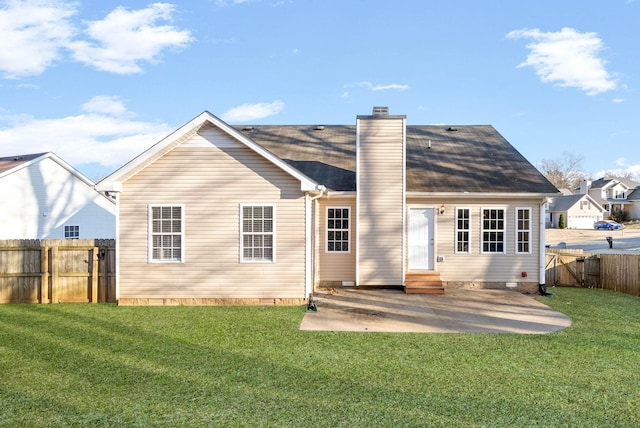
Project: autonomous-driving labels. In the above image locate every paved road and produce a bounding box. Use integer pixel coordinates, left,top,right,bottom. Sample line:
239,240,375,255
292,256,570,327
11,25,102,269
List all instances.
545,228,640,254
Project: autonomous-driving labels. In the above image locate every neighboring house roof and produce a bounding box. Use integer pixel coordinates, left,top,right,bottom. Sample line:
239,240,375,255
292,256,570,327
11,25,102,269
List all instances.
0,152,98,189
627,188,640,201
0,152,49,176
235,124,558,194
548,194,604,212
589,176,640,190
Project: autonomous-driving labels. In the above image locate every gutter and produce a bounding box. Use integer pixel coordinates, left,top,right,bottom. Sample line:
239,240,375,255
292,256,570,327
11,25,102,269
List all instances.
539,198,552,297
305,185,326,305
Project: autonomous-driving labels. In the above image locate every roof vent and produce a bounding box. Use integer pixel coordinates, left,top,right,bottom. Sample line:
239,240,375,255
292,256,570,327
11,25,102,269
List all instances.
314,125,325,131
372,106,389,116
242,126,254,131
446,127,458,132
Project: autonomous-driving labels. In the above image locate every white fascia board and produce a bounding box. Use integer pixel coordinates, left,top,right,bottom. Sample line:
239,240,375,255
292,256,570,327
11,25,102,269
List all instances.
325,191,357,198
583,194,606,212
406,191,562,199
96,111,319,192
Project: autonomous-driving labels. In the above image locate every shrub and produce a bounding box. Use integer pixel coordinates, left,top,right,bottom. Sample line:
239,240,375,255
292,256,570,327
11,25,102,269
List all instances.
558,213,565,229
610,208,630,223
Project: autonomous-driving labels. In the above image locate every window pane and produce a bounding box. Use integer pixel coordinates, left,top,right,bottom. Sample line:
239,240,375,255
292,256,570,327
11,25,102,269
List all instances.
327,207,350,252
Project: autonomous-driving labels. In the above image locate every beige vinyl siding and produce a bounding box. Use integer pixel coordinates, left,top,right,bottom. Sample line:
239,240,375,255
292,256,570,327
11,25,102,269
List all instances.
118,127,307,299
408,197,542,284
357,117,405,285
316,198,356,283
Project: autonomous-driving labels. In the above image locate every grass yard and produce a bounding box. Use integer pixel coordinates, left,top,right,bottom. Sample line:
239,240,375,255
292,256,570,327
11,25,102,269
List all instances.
1,288,639,427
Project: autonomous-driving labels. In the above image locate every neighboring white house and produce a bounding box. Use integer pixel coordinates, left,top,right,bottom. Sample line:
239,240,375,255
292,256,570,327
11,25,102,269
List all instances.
547,194,605,229
0,152,116,239
579,177,640,220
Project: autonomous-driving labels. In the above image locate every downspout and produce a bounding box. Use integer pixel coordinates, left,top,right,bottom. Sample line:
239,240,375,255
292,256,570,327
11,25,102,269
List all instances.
539,198,552,297
305,185,326,304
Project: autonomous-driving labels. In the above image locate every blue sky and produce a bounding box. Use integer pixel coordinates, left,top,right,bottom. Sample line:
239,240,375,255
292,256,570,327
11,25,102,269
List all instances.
1,0,638,182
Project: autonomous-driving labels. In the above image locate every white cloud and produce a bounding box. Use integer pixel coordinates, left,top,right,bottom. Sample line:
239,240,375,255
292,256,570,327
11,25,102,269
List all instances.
371,83,409,91
344,81,409,91
595,158,640,181
507,27,617,95
0,0,77,78
221,100,285,122
68,3,193,74
0,98,172,172
612,98,624,103
82,95,129,116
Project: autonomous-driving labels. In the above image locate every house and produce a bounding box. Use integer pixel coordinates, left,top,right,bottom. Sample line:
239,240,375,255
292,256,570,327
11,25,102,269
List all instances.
546,193,605,229
96,108,559,305
579,177,640,220
0,152,116,239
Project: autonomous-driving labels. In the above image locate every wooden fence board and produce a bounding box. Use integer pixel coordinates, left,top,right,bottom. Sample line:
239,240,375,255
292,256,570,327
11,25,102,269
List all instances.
0,239,116,304
546,249,640,297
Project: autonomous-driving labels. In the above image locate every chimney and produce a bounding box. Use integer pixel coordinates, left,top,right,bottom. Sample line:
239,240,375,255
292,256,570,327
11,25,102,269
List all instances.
580,179,591,194
372,106,389,117
356,107,406,286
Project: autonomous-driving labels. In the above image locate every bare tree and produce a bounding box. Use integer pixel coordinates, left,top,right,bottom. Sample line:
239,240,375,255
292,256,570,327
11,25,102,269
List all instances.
538,152,586,190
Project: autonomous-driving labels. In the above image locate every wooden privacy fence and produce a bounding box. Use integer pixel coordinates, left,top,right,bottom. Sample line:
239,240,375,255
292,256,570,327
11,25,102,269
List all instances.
546,249,640,297
0,239,115,304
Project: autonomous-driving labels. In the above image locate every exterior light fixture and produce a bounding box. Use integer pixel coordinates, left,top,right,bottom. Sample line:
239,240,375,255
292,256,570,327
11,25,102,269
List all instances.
439,205,445,215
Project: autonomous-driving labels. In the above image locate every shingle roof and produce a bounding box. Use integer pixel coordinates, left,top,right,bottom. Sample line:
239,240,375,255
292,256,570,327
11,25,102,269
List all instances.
548,194,597,212
234,125,558,194
0,153,47,175
589,176,640,190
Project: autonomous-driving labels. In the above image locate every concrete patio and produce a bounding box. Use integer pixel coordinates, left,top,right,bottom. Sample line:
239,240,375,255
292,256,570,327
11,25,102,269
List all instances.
300,287,571,334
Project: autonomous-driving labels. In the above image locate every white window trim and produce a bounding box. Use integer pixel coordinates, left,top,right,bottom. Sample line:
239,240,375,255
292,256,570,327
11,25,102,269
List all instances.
516,207,532,254
64,225,80,239
240,204,276,263
326,206,351,254
148,204,185,264
454,207,471,254
481,207,506,254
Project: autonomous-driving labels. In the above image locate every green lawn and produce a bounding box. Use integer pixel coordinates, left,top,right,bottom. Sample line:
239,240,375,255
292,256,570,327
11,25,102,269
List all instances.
1,288,638,427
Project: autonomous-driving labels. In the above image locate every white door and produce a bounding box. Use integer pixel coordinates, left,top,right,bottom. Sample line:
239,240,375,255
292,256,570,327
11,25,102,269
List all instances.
409,208,434,270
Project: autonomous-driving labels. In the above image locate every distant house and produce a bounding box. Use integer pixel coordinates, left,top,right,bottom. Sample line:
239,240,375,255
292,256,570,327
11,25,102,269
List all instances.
579,177,640,220
0,152,115,239
97,108,559,305
547,194,605,229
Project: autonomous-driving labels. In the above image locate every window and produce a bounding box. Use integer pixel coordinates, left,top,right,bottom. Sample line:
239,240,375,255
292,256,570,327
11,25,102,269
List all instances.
516,208,531,254
481,208,505,253
64,225,79,239
614,190,626,199
241,205,275,262
327,207,350,252
149,205,184,262
455,208,470,253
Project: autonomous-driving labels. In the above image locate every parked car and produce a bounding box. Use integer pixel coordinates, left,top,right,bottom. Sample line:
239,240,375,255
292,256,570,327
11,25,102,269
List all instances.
593,220,624,230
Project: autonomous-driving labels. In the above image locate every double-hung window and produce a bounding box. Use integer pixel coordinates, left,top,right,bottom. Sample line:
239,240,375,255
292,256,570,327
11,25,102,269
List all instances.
241,205,275,262
516,208,532,254
481,208,505,253
327,207,350,252
149,205,184,262
455,208,470,253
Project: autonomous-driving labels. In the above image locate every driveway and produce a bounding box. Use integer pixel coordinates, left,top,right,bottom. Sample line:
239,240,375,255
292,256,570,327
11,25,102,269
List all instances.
300,288,571,334
546,228,640,254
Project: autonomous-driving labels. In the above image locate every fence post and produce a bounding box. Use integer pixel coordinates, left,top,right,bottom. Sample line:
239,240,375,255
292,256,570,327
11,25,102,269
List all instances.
40,245,49,303
91,247,98,303
50,246,58,303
